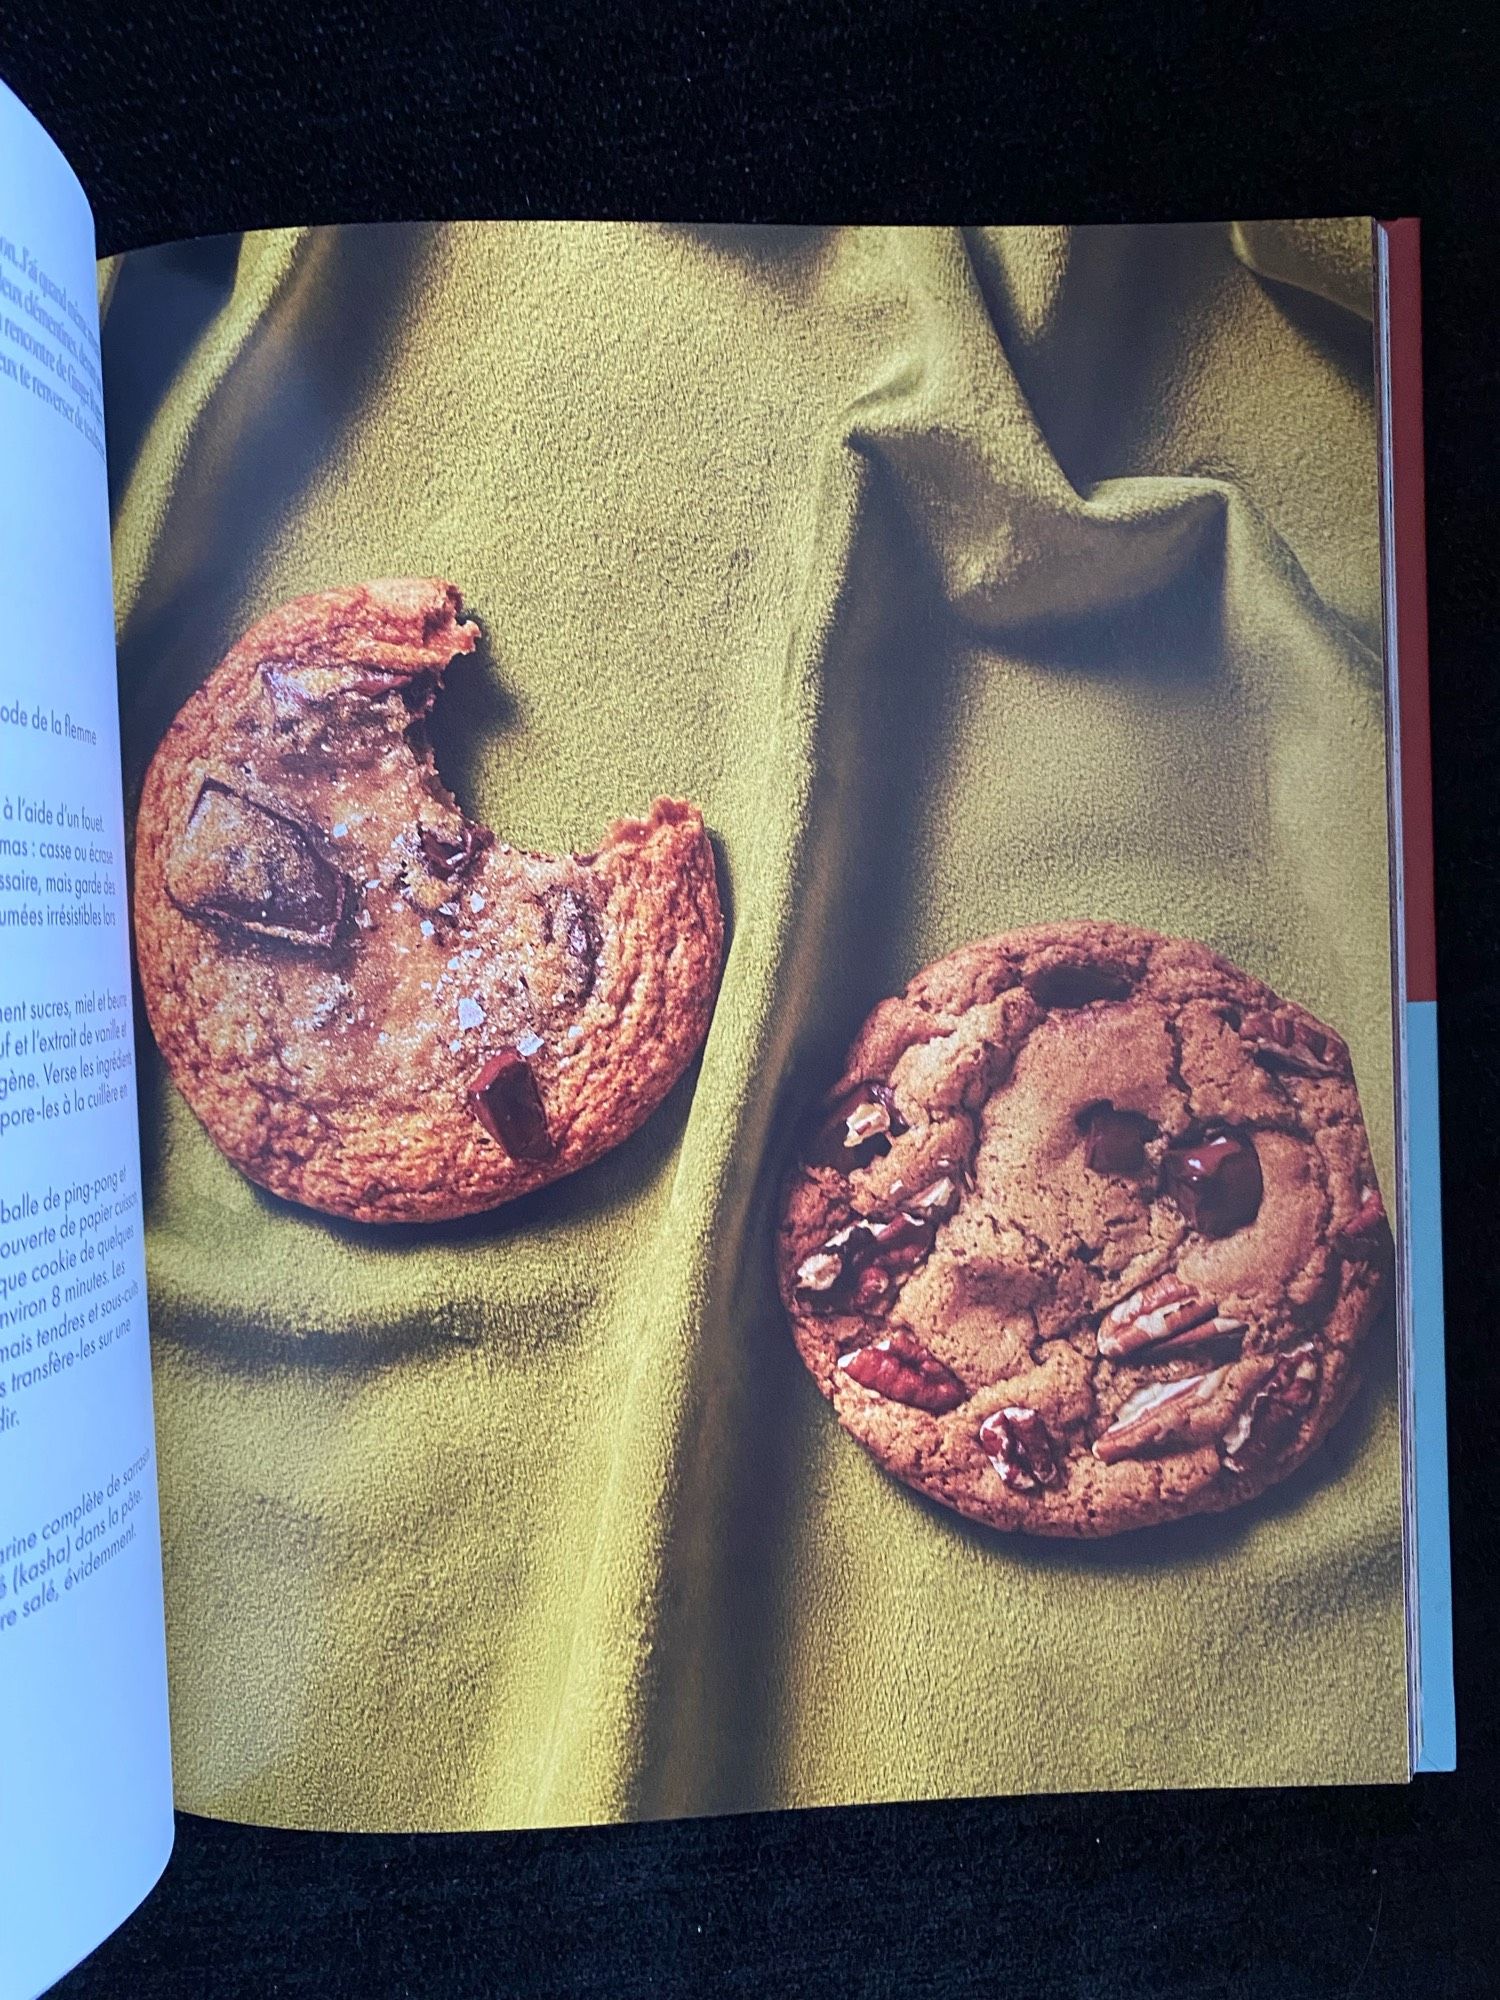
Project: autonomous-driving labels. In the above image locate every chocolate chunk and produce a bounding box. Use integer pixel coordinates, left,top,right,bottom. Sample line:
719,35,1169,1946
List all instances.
1163,1130,1263,1236
979,1406,1062,1491
420,820,484,881
467,1049,554,1160
544,887,602,1004
793,1225,874,1310
1079,1103,1155,1176
838,1335,968,1413
806,1082,907,1172
164,782,346,947
1025,962,1132,1008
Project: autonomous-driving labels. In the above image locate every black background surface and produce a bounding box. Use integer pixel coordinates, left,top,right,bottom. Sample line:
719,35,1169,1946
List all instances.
2,4,1496,1994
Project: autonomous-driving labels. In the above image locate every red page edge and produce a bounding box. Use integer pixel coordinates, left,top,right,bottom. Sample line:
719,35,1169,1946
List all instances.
1376,217,1437,1003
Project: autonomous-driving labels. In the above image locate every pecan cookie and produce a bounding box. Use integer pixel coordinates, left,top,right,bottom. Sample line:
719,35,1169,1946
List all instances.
777,922,1391,1537
133,580,723,1223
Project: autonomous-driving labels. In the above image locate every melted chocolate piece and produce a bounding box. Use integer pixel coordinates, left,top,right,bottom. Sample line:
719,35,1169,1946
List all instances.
1025,962,1132,1008
1079,1104,1155,1176
164,782,346,947
467,1050,554,1160
1163,1130,1263,1236
544,887,602,1004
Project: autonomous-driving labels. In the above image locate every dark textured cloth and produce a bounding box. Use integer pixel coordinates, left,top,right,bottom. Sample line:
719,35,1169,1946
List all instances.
1,1,1495,1994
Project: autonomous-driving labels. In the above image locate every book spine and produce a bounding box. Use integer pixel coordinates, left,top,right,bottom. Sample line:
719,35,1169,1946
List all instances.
1377,217,1454,1775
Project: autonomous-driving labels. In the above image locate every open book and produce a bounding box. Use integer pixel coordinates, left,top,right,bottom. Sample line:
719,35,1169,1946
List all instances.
0,77,1454,1997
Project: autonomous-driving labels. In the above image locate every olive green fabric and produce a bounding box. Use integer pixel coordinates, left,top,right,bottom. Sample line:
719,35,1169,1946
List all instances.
103,219,1405,1831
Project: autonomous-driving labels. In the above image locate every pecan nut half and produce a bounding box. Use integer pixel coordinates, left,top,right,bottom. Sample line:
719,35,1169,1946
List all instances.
1097,1276,1246,1360
1336,1186,1391,1261
792,1175,960,1316
838,1334,968,1413
978,1405,1063,1491
1222,1343,1320,1476
1092,1366,1231,1464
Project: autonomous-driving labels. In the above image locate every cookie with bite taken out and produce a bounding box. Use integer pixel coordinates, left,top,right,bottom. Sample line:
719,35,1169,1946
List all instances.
133,579,722,1223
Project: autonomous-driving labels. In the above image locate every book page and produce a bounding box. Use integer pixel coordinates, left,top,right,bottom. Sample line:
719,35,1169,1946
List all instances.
103,217,1403,1833
0,79,172,1999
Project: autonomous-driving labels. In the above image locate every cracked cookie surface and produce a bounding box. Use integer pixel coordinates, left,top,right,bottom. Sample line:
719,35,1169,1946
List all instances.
133,579,723,1223
776,921,1391,1537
